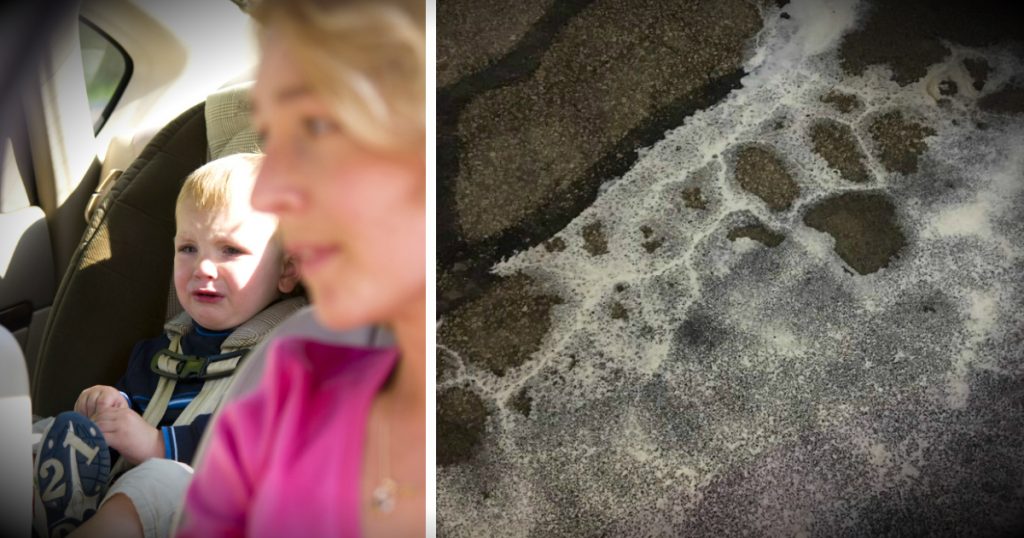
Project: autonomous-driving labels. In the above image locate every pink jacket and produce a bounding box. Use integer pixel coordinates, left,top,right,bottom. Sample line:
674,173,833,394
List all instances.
176,337,398,537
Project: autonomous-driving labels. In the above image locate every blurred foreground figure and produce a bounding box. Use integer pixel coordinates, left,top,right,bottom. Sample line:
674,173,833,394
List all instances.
180,0,426,536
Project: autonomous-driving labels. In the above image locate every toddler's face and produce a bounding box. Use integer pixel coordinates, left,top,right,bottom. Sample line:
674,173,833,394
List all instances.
173,196,290,331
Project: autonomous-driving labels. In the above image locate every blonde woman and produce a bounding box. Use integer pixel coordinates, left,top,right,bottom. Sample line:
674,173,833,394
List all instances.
176,0,426,536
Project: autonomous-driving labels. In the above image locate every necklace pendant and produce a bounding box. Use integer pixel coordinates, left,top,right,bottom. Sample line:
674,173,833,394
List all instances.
372,478,397,513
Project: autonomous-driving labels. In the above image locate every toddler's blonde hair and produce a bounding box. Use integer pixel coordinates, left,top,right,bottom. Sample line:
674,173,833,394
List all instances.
176,153,265,213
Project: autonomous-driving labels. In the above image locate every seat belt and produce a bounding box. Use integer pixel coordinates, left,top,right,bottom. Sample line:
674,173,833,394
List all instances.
142,334,249,428
110,335,248,476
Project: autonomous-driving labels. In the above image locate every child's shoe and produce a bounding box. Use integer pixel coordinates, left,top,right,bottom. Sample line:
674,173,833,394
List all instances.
32,411,111,538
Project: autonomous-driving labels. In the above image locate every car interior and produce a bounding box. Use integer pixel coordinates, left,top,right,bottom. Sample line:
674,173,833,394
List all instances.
0,2,259,529
1,0,261,408
0,1,392,532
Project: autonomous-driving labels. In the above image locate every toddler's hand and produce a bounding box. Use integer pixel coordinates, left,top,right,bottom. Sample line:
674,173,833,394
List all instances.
74,385,128,418
92,407,163,465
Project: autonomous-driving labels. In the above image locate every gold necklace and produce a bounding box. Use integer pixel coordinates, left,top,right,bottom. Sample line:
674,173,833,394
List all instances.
371,406,397,513
369,398,417,514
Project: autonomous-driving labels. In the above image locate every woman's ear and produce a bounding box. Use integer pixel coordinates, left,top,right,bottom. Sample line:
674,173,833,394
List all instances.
278,255,301,294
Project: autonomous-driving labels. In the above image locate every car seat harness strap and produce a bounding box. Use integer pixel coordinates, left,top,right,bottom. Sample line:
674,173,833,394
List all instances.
141,334,249,429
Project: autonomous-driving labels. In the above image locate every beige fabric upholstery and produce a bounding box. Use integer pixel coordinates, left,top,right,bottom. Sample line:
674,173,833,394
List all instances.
205,81,260,160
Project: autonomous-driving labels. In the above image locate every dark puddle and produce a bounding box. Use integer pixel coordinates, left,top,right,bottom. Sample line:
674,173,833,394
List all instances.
868,111,935,175
639,224,663,253
727,224,785,247
438,273,563,376
979,85,1024,115
509,387,533,417
581,221,608,256
821,90,862,113
803,192,906,275
964,58,991,91
838,0,1024,86
438,386,490,466
609,301,629,320
733,145,800,211
810,119,872,184
682,186,707,210
544,236,567,252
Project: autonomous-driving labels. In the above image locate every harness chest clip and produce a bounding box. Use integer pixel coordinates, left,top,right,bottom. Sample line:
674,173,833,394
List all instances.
149,348,248,381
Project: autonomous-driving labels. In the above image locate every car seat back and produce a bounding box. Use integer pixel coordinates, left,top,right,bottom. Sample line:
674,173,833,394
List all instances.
0,324,32,537
32,104,207,416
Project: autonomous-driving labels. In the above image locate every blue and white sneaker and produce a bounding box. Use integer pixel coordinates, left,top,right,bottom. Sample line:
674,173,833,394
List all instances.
32,411,111,538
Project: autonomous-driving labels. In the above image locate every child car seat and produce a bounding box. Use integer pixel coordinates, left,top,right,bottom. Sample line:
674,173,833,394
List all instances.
31,83,259,417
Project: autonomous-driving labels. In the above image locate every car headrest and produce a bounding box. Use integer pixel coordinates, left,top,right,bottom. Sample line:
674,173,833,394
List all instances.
206,81,260,160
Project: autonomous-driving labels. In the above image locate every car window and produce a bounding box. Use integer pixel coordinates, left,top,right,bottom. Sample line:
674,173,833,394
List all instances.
79,18,132,133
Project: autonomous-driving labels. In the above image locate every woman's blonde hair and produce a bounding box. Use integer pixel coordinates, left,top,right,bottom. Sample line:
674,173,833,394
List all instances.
250,0,425,151
176,153,264,213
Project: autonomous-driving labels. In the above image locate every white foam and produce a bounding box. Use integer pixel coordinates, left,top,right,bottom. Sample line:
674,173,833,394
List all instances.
744,0,862,86
932,198,995,238
442,0,1024,532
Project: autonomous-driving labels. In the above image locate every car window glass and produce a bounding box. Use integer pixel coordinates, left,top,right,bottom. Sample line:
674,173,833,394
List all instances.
79,19,132,133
